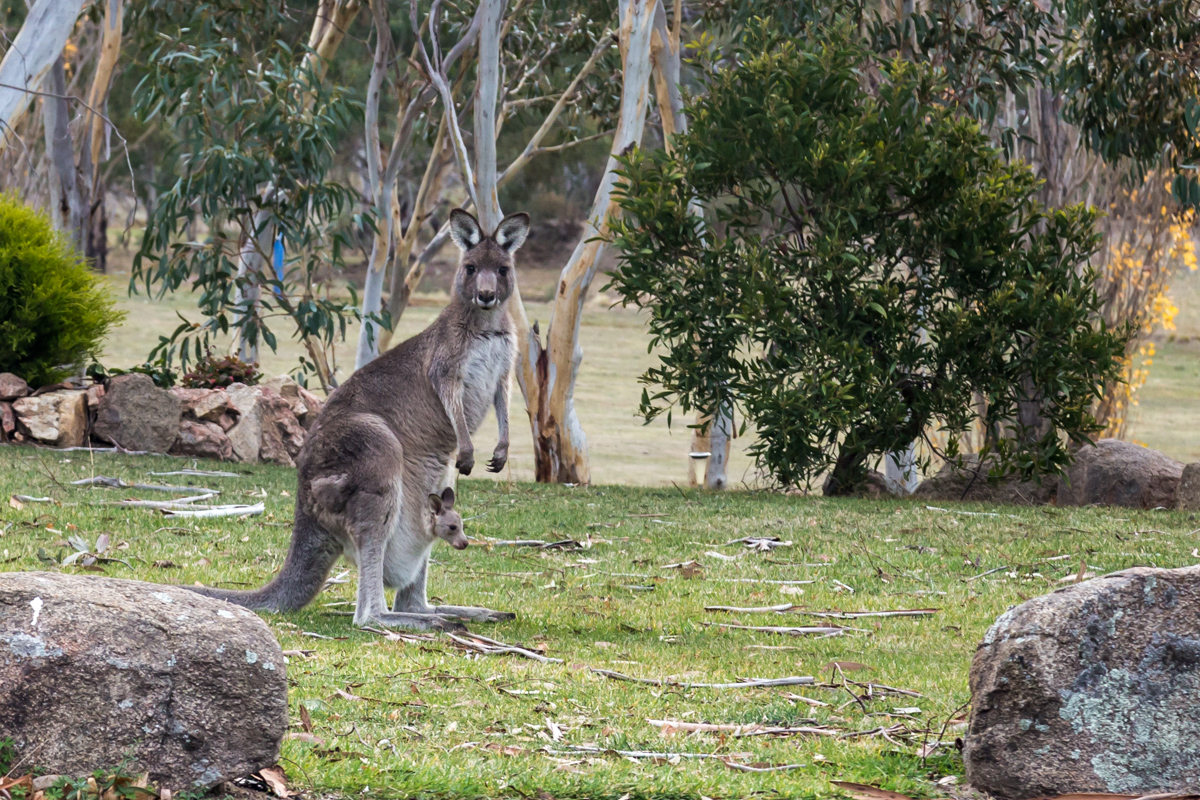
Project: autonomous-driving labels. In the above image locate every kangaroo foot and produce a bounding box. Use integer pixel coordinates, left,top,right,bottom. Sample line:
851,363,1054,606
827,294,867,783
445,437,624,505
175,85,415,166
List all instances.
434,605,516,623
369,611,468,632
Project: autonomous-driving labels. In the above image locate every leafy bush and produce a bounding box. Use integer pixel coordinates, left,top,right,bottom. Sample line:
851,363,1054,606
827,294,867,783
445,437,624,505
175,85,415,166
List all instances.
607,24,1128,493
0,194,124,387
181,353,259,389
87,361,179,389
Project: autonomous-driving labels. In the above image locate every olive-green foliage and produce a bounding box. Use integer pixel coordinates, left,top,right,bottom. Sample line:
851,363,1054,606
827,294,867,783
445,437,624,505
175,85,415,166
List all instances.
0,195,123,387
608,24,1127,491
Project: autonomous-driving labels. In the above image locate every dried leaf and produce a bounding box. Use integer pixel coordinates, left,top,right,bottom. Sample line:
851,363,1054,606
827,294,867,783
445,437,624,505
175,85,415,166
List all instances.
257,765,295,798
0,775,32,792
285,732,326,746
153,561,179,569
831,781,915,800
824,661,870,673
299,703,313,733
95,533,110,554
8,496,24,510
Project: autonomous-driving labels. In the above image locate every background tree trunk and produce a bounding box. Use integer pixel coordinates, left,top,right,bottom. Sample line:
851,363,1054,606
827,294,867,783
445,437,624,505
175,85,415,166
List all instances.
519,0,655,484
41,59,86,252
0,0,85,154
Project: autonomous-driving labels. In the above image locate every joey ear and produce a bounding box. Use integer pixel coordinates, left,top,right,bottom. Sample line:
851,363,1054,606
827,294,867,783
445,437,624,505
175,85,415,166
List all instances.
449,208,483,251
428,493,443,513
494,212,530,253
441,486,456,509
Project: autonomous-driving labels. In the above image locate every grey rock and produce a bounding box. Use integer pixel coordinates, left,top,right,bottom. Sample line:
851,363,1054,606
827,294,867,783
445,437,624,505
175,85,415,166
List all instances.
0,572,287,791
913,454,1055,506
261,375,323,431
93,374,182,453
12,390,88,447
1057,438,1182,509
172,419,234,461
0,373,29,401
1176,463,1200,511
0,401,15,443
965,565,1200,799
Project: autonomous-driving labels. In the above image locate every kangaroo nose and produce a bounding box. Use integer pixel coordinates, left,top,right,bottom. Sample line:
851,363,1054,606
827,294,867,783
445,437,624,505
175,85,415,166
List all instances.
477,290,496,305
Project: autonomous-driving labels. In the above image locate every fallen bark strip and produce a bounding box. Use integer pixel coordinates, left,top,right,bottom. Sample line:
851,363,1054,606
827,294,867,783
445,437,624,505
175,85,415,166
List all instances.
701,622,853,636
724,761,806,773
162,502,264,519
485,538,582,550
148,469,240,478
445,632,563,664
705,604,939,619
548,745,727,761
817,680,923,699
591,668,813,689
109,493,218,508
12,495,54,503
648,719,837,737
72,475,220,495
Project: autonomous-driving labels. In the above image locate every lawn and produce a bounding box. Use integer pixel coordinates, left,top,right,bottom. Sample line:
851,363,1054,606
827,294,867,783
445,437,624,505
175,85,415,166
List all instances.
3,447,1199,799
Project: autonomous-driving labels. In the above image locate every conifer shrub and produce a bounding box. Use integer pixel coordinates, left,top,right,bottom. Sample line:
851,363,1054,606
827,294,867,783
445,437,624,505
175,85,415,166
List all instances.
0,195,123,387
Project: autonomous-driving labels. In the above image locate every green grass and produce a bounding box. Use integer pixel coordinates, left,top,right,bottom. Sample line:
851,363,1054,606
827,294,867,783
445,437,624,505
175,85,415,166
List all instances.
3,448,1199,799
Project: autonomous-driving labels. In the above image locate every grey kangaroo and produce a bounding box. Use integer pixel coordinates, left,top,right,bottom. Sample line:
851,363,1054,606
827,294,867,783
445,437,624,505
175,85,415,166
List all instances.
185,209,528,630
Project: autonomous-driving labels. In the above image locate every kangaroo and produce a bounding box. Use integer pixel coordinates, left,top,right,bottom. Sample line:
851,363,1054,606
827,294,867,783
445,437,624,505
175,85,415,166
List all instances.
429,486,468,551
184,208,529,630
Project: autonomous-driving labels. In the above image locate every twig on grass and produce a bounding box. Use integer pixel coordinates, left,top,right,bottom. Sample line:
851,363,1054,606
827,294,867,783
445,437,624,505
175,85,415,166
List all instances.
109,493,218,508
964,566,1008,582
148,469,240,478
72,475,221,495
590,668,814,689
723,761,806,773
701,622,854,636
445,632,563,664
162,503,264,519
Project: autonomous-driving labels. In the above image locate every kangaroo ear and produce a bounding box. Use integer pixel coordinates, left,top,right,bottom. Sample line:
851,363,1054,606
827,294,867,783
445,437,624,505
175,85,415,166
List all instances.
494,212,530,253
441,486,456,509
449,208,483,251
427,493,443,513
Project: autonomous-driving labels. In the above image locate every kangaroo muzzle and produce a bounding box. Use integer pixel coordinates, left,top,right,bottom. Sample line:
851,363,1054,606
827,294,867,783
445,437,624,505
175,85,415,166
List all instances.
475,273,498,309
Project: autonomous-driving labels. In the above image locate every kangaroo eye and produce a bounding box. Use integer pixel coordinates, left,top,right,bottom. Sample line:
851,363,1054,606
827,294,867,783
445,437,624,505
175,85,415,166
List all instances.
449,525,458,531
498,267,509,277
465,264,476,275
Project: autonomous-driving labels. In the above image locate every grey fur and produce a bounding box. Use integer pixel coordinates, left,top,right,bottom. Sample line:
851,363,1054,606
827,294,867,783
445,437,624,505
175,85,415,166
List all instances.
184,209,529,630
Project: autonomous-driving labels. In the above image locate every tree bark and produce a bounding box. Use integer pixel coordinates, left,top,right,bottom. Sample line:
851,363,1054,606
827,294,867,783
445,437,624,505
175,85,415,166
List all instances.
41,58,86,252
79,0,124,272
0,0,86,154
520,0,656,484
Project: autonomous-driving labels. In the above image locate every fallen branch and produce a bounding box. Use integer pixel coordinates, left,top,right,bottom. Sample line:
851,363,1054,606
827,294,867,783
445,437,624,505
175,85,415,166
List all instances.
964,566,1008,582
702,622,853,637
148,469,240,478
724,536,793,551
162,503,264,519
547,745,729,762
12,495,54,503
591,668,813,689
71,475,220,495
445,632,563,664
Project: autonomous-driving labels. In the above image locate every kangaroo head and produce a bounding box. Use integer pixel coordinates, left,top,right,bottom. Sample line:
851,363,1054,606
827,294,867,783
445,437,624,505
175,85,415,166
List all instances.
448,208,530,311
428,486,468,550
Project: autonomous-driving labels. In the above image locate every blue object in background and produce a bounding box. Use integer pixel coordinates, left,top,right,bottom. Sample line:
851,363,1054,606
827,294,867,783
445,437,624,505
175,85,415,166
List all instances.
272,233,285,296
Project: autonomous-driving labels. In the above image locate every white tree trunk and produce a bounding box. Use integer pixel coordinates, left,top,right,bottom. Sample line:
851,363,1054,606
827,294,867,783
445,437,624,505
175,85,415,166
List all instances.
41,59,85,251
0,0,85,154
235,209,272,365
522,0,656,483
473,0,506,231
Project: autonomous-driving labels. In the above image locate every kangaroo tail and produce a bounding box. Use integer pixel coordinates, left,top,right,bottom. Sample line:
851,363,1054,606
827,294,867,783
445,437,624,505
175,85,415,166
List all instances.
182,509,341,612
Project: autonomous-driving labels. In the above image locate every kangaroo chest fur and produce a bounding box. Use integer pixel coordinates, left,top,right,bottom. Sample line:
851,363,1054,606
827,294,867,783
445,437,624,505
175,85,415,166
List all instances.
461,330,514,431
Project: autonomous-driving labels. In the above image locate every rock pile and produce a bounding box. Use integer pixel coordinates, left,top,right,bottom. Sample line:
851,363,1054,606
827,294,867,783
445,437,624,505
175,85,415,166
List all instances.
0,371,322,464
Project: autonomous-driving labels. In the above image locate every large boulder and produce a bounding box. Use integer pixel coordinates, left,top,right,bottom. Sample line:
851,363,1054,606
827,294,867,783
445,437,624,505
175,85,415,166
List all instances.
0,373,29,401
965,565,1200,799
172,419,235,461
0,572,287,791
93,374,182,453
1176,462,1200,512
12,390,88,447
1057,439,1182,509
913,455,1056,506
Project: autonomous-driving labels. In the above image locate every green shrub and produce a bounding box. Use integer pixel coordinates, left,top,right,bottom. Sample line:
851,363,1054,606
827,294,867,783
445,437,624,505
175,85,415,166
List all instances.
0,195,124,387
607,23,1128,492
